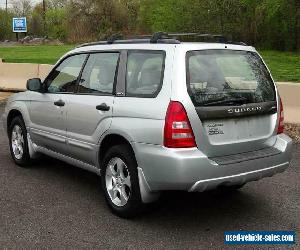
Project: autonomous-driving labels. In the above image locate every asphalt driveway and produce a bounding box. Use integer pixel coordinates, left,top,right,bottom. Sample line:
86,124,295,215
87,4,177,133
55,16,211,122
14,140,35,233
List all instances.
0,104,299,249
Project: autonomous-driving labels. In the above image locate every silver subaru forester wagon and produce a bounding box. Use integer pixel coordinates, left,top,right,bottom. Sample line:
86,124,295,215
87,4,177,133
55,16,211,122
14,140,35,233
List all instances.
2,33,293,217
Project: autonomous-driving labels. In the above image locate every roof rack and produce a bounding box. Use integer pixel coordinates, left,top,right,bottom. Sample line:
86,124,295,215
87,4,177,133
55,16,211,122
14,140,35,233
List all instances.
196,34,228,43
76,32,247,48
107,33,123,44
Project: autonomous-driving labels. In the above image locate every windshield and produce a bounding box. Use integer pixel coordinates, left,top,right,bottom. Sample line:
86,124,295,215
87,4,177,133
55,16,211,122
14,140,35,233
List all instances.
186,50,276,107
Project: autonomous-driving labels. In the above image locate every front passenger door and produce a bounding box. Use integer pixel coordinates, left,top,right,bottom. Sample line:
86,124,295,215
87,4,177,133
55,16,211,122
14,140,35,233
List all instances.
29,54,87,155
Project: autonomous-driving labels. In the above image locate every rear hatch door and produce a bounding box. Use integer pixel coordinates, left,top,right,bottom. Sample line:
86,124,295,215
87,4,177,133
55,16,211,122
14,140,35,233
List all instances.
186,49,278,157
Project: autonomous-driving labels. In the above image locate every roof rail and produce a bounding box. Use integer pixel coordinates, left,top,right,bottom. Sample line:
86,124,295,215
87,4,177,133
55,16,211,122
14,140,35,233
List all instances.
76,33,123,48
76,41,107,48
196,34,228,43
150,32,230,43
76,32,246,48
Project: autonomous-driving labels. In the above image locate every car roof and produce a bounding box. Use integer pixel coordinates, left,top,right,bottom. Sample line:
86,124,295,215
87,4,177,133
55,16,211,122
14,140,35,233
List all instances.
69,42,256,56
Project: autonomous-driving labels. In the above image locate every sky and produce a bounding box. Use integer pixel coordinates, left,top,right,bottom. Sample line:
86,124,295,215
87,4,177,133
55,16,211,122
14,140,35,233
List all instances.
0,0,42,9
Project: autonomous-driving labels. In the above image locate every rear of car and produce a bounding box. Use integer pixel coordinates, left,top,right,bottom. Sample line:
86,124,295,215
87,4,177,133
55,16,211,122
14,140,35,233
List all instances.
137,43,292,192
3,38,293,218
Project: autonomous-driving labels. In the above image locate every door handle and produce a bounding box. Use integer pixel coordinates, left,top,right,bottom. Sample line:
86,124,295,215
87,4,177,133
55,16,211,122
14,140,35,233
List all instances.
96,103,110,111
54,99,65,107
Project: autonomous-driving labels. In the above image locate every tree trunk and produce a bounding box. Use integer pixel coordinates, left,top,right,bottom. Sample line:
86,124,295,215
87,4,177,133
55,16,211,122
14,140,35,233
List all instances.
294,0,300,50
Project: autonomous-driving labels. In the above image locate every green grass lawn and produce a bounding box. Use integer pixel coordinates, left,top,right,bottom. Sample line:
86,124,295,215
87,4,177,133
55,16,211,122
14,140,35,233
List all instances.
259,50,300,82
0,45,74,64
0,45,299,82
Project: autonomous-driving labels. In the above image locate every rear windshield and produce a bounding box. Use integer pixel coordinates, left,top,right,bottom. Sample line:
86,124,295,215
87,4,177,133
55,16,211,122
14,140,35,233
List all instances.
186,50,276,107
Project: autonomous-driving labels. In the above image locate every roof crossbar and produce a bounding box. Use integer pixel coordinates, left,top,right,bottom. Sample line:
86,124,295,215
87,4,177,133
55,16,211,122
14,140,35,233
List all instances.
107,34,123,44
150,32,169,43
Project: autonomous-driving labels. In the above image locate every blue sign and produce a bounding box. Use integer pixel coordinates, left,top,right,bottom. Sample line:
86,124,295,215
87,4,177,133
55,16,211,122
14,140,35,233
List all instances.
13,17,27,33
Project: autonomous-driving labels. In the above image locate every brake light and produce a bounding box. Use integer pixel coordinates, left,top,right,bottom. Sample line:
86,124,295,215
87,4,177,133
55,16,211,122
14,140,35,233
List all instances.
164,101,196,148
277,98,284,134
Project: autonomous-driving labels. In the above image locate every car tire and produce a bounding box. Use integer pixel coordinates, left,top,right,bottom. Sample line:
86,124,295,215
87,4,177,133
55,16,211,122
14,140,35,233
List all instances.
8,116,31,167
101,144,144,218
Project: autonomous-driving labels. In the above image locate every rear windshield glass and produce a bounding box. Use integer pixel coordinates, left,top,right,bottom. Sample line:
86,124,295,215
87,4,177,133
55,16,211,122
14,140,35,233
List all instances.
186,50,276,107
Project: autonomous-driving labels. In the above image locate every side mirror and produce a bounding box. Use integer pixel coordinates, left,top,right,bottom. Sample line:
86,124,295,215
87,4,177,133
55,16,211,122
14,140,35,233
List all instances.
26,78,43,92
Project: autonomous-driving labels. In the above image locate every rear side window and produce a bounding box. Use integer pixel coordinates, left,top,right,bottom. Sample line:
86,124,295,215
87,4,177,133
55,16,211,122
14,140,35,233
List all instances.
186,50,276,106
126,51,165,97
78,52,119,94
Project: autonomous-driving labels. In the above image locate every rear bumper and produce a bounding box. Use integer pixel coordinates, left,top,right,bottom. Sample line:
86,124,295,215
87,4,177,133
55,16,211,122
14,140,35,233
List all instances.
133,134,292,192
189,162,289,192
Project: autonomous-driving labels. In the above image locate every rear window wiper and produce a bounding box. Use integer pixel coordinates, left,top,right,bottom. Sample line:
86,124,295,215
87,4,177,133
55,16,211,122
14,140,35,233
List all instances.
201,97,248,106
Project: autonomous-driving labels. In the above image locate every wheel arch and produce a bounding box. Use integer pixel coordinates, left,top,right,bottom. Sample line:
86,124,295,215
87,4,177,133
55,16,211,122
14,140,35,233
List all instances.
6,100,31,132
7,109,23,132
99,133,136,166
98,132,160,203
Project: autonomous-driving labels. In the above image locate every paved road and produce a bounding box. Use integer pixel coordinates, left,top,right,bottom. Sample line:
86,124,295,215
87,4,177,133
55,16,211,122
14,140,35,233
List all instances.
0,105,299,249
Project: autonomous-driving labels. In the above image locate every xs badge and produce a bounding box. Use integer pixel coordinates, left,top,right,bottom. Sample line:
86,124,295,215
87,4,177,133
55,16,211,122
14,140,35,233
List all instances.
207,123,224,135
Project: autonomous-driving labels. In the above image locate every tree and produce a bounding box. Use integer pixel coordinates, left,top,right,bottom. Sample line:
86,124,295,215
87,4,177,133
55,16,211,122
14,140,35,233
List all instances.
0,9,13,40
10,0,32,16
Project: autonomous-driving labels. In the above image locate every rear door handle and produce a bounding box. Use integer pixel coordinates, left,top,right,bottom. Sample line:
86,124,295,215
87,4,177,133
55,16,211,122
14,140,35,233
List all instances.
96,103,110,111
54,99,65,107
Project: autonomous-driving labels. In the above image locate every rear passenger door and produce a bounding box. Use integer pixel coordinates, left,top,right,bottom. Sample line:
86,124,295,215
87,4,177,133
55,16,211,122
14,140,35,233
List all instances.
112,50,171,146
64,52,120,165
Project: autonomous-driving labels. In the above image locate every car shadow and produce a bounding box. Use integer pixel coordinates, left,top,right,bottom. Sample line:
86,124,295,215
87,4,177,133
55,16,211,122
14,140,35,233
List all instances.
30,155,269,224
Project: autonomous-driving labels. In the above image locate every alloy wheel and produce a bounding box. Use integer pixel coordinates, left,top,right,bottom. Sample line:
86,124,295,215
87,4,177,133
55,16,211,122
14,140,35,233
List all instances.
105,157,131,207
11,125,24,160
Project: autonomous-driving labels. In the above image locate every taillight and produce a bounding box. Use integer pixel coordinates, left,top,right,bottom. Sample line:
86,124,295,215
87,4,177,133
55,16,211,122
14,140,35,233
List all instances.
277,98,284,134
164,101,196,148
